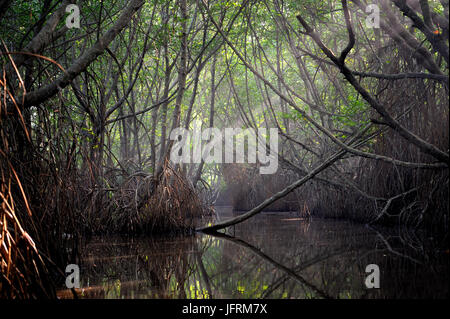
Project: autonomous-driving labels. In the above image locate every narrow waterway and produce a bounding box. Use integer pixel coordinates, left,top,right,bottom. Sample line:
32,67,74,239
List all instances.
57,207,449,299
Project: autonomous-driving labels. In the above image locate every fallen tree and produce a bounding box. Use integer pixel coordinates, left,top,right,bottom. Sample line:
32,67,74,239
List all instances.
197,148,346,232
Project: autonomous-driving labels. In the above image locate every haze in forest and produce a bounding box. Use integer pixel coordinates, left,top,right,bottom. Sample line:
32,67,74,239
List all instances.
0,0,448,299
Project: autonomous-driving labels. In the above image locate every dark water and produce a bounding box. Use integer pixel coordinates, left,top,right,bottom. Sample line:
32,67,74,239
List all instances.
58,207,449,299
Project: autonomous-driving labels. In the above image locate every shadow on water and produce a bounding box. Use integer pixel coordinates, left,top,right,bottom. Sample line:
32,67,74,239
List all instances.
57,207,449,299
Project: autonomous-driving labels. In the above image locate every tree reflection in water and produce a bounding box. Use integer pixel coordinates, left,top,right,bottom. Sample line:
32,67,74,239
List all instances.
57,210,449,299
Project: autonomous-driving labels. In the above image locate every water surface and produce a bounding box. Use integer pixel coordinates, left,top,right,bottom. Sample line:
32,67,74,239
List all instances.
58,207,449,299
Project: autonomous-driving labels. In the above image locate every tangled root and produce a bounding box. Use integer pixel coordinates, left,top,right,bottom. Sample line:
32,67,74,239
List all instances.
110,162,207,234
